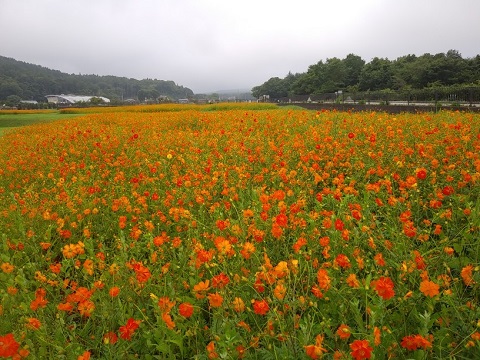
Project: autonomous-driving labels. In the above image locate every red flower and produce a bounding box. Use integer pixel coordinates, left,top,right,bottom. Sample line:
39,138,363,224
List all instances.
252,299,269,315
275,213,288,228
416,168,427,180
211,273,230,289
103,331,118,345
442,186,454,196
335,254,351,269
350,339,373,360
374,276,395,300
119,318,140,340
178,302,194,318
334,219,344,231
401,334,432,351
0,333,20,358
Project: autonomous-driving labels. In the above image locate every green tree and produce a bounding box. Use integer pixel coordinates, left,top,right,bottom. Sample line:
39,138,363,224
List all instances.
343,54,365,87
358,57,394,91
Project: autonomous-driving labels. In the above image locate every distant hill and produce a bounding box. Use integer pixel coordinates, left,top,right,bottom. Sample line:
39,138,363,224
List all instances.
0,55,194,103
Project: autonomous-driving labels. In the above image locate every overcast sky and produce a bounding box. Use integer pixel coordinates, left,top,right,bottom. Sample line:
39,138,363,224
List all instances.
1,0,479,93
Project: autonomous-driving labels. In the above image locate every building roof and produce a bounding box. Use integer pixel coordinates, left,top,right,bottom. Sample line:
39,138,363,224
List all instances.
45,94,110,103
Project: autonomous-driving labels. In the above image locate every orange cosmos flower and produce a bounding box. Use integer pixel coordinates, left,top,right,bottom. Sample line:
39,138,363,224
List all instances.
77,350,91,360
157,297,176,313
78,300,95,317
252,299,269,315
305,334,328,359
349,339,373,360
373,253,386,267
274,283,287,300
232,297,245,313
193,280,210,299
208,292,224,308
240,242,256,259
416,168,427,179
109,287,120,297
0,333,20,358
178,302,194,318
346,273,360,288
103,331,118,345
336,324,351,339
26,317,42,330
275,213,288,227
161,312,176,329
316,269,331,291
211,273,230,289
373,326,381,346
460,265,475,286
401,334,433,350
119,318,140,340
374,276,395,300
335,254,351,269
206,341,219,359
419,279,440,297
132,262,151,283
0,262,14,273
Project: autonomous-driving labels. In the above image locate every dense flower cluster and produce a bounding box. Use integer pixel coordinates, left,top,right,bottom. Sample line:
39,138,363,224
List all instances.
0,107,479,358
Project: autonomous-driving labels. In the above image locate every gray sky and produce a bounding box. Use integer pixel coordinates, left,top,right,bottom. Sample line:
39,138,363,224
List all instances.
1,0,479,93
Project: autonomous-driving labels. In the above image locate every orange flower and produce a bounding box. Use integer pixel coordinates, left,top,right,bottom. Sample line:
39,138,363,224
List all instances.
401,334,433,350
26,317,42,330
119,318,140,340
373,326,381,346
419,279,440,297
335,254,351,269
374,276,395,300
305,334,328,359
0,262,14,273
157,297,176,313
77,350,91,360
211,273,230,289
0,333,19,358
460,265,475,286
273,283,287,300
336,324,351,339
275,213,288,227
178,302,194,318
316,269,331,291
103,331,118,344
208,292,224,308
109,287,120,297
78,300,95,317
240,242,256,259
349,339,373,360
346,273,360,288
193,280,210,299
206,341,219,359
232,297,245,313
161,312,176,329
252,299,269,315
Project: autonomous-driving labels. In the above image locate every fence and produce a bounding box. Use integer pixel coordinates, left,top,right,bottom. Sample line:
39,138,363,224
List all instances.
277,86,480,107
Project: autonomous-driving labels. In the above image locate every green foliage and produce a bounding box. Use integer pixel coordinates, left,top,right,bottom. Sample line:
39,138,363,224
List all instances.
253,50,480,98
0,55,194,103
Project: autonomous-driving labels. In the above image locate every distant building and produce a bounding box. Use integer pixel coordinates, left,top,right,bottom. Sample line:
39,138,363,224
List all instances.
45,94,110,104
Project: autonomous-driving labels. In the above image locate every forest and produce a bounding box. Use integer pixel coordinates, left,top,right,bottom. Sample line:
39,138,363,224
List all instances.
251,50,480,100
0,55,193,106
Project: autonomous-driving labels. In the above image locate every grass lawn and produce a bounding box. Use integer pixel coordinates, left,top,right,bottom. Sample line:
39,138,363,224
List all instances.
0,112,84,136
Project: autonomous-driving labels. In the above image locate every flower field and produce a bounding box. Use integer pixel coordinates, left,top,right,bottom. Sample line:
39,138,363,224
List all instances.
0,107,479,359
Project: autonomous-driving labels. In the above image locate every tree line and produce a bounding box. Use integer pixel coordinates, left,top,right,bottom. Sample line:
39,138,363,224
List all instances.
251,50,480,99
0,55,194,106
